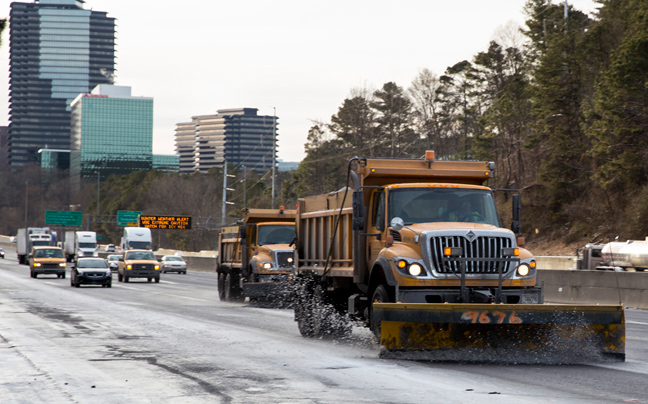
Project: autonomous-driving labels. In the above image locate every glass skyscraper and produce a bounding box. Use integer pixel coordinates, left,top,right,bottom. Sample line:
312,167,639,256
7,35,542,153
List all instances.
70,85,153,191
8,0,115,166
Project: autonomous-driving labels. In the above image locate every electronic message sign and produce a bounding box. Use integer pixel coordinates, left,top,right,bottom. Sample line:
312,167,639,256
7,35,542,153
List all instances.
138,215,192,230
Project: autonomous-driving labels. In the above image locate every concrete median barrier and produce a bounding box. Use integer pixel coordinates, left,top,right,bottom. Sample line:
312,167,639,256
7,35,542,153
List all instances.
539,269,648,309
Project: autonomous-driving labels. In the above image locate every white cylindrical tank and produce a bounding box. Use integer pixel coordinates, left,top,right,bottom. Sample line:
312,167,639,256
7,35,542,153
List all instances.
601,242,633,268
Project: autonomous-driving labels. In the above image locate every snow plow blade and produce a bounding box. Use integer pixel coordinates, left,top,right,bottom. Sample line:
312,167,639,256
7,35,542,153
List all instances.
373,303,625,363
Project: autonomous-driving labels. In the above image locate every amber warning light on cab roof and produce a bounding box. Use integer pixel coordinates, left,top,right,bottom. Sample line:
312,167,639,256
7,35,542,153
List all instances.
425,150,435,163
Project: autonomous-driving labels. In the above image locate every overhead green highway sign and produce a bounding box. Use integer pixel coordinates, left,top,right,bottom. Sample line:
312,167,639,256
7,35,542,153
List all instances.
117,210,142,226
45,210,83,226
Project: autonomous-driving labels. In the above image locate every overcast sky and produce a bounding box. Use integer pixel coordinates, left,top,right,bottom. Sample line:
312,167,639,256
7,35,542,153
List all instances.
0,0,599,162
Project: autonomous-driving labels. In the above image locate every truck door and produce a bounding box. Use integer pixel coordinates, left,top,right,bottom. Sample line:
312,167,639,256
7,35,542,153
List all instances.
367,190,386,264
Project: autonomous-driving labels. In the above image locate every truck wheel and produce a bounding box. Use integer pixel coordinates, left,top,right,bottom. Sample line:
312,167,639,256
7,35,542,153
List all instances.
295,278,315,337
148,278,152,283
370,285,391,340
224,273,244,302
155,277,160,283
62,273,66,279
224,273,233,301
124,276,129,283
217,273,226,300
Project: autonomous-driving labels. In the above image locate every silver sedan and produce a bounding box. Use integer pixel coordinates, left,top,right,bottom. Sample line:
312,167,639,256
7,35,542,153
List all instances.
160,255,187,274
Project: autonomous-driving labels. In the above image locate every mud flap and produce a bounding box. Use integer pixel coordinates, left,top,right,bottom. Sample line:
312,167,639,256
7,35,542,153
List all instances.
373,303,625,363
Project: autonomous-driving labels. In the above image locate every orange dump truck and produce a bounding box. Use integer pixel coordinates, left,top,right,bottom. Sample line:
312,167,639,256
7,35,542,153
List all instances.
293,153,625,363
217,208,296,302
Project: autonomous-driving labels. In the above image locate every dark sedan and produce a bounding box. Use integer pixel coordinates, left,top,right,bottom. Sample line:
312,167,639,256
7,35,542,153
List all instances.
71,258,112,288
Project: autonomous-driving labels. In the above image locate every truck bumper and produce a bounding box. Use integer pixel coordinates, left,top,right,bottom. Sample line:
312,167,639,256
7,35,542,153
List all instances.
124,270,159,278
397,287,543,304
34,269,65,276
242,282,291,298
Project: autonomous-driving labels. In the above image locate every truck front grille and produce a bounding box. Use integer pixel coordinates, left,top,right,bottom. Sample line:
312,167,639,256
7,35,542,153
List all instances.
132,263,154,270
430,236,513,274
41,263,62,269
276,252,294,268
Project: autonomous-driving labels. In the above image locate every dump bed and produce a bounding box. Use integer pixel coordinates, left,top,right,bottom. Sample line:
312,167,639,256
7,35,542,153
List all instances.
297,189,354,277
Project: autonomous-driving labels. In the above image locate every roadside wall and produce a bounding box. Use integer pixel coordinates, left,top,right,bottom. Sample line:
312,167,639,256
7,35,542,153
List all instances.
538,269,648,309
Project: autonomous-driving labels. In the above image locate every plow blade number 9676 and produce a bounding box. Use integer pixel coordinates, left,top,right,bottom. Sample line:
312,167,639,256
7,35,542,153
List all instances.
461,310,522,324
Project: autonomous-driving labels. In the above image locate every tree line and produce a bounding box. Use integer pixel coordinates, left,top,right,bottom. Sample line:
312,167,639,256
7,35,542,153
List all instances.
283,0,648,245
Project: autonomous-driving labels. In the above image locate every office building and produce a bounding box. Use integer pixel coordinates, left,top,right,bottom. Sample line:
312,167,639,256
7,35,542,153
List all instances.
153,154,180,173
8,0,115,166
175,108,277,174
69,85,153,191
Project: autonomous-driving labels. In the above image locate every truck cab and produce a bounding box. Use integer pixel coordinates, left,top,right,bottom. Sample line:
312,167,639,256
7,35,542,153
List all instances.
29,246,66,279
117,249,161,283
361,182,538,305
217,208,296,302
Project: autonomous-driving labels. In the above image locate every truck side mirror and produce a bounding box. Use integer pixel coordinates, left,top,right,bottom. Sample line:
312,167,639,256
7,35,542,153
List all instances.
239,226,247,240
352,188,365,231
511,194,521,235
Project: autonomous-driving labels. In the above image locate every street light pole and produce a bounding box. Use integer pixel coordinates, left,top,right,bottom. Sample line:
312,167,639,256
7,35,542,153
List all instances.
221,162,236,226
272,107,276,209
96,171,101,217
24,180,28,227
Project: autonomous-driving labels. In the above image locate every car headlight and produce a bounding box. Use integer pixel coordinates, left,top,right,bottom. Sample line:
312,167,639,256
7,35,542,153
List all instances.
517,264,530,277
93,252,99,257
105,270,112,276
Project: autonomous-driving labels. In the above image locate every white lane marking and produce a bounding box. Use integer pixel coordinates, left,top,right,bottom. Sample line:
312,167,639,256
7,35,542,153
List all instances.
627,320,648,326
157,293,212,303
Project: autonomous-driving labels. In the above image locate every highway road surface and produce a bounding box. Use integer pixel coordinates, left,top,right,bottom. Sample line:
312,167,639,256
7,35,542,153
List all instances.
1,248,647,403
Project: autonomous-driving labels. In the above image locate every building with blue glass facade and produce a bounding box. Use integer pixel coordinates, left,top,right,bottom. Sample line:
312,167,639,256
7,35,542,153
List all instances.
153,155,180,173
8,0,115,166
175,108,277,174
70,85,153,191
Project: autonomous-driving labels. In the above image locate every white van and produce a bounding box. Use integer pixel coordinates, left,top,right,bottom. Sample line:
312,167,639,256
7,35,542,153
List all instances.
122,227,153,251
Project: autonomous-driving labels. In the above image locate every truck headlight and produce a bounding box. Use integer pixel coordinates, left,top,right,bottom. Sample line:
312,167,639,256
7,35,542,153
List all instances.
262,262,272,269
287,257,294,264
126,264,132,270
394,259,426,277
408,263,422,276
59,263,66,268
34,263,41,267
155,265,160,270
517,264,530,277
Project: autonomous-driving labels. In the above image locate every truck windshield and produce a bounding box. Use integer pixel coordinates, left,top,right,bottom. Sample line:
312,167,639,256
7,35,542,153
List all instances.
78,242,96,249
388,188,500,226
126,251,156,260
257,225,295,245
34,249,63,258
128,241,151,250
